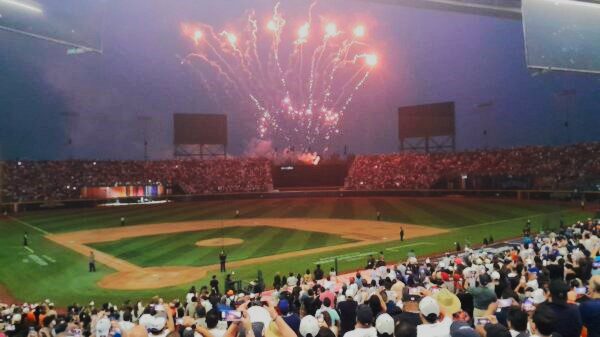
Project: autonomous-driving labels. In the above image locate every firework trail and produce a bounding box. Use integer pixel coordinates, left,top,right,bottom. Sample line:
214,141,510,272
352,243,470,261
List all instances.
181,2,378,150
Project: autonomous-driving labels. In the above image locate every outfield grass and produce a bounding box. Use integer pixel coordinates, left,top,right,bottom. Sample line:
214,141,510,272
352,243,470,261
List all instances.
0,196,590,306
90,226,355,267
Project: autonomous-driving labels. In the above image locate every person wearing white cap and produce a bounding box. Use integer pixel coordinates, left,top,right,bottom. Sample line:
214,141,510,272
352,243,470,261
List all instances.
375,314,395,337
300,316,320,337
416,297,452,337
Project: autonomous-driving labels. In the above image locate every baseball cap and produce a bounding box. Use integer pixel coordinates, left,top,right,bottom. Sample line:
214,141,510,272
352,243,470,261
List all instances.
149,317,167,332
247,306,271,329
432,289,461,314
450,321,479,337
95,317,111,337
375,314,395,335
278,299,290,314
299,315,320,337
138,314,153,329
419,296,440,317
356,304,374,325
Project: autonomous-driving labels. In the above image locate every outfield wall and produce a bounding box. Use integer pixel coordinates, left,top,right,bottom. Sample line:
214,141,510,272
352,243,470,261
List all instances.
2,189,599,214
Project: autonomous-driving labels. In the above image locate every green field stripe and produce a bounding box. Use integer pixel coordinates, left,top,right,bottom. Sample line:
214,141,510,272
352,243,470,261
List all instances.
284,199,313,218
239,199,285,218
444,199,526,219
367,198,413,223
331,198,354,219
401,199,478,227
301,230,325,250
456,210,567,231
303,198,335,218
9,216,50,235
392,199,448,226
29,203,175,229
349,198,377,220
420,199,504,224
239,227,285,259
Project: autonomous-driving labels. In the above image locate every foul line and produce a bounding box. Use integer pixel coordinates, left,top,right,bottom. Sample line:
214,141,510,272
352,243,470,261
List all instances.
385,242,435,252
24,246,35,254
456,211,567,231
7,216,50,235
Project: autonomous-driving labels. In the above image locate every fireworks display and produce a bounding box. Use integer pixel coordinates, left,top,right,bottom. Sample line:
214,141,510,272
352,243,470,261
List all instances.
181,2,378,150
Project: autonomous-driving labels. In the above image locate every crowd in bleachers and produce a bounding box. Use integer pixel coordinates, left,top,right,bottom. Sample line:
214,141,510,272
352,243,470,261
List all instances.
2,143,600,202
345,143,600,190
0,159,272,202
1,218,599,337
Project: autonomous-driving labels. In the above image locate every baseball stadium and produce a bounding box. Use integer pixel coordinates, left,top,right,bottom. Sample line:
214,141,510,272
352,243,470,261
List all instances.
1,2,600,337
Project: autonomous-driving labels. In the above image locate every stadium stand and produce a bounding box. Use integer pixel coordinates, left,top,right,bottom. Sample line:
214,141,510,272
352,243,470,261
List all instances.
0,159,272,202
0,218,598,337
345,143,600,191
2,143,600,202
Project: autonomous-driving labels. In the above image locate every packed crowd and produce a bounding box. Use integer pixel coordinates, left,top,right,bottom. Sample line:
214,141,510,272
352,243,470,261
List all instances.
0,159,272,202
1,218,598,337
2,142,600,202
345,143,600,190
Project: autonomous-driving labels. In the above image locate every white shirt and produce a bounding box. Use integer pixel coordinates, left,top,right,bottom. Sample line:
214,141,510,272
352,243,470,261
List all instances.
118,321,135,334
416,316,452,337
209,328,226,337
343,326,377,337
186,292,195,304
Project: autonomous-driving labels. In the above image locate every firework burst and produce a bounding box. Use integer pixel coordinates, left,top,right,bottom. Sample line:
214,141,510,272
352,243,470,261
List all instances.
181,2,378,150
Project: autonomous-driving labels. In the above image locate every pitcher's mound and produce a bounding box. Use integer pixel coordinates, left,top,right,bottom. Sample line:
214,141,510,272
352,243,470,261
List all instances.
196,238,244,247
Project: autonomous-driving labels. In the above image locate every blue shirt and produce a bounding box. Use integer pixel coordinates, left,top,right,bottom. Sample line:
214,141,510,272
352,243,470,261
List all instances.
580,299,600,337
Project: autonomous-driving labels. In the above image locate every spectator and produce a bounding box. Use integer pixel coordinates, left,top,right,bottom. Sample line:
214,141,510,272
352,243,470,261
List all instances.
416,297,451,337
507,308,530,337
530,305,558,337
375,314,394,337
337,292,358,336
580,275,600,337
343,305,376,337
395,320,417,337
538,280,582,337
469,274,497,318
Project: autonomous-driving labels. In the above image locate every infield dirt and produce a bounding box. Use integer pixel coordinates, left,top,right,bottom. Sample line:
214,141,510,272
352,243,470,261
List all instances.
46,218,447,290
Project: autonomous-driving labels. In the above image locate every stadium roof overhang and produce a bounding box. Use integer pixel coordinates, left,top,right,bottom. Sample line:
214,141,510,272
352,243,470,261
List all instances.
356,0,522,20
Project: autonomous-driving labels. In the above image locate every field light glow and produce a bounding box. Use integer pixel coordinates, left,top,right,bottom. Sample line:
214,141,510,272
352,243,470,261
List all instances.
353,25,365,38
325,23,338,37
365,54,378,66
1,0,43,14
227,33,237,45
193,30,203,42
297,22,309,41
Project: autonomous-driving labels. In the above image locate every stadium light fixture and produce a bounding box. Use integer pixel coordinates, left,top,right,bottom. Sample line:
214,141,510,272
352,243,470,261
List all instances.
1,0,43,14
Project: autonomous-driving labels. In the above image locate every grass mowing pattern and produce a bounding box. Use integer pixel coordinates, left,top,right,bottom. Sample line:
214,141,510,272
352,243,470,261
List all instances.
89,226,355,267
0,197,588,305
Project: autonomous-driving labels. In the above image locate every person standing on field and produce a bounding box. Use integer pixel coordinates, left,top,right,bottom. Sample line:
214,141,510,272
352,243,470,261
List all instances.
23,231,28,247
400,227,405,241
89,251,96,272
219,250,227,272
